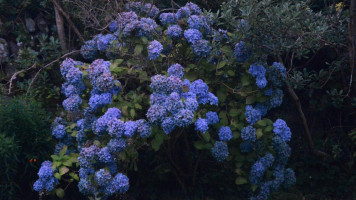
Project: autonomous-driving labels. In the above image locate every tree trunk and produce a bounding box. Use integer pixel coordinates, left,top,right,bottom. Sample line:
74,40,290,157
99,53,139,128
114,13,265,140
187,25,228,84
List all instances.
350,0,356,94
54,6,67,52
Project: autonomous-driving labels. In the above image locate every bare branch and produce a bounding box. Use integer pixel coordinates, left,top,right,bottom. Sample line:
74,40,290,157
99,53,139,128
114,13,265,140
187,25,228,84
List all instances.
26,50,81,96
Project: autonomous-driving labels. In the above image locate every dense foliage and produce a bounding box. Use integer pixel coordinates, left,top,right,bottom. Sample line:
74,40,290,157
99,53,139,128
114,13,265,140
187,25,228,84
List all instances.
0,0,355,200
0,97,53,199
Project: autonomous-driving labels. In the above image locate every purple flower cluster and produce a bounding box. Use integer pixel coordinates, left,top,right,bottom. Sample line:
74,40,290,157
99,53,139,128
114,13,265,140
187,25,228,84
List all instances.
159,13,176,25
184,29,203,44
166,25,182,39
148,40,163,60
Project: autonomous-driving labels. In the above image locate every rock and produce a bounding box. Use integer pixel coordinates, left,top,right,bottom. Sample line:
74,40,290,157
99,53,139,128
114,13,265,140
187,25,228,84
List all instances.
36,16,48,32
0,38,9,64
8,40,20,58
25,18,36,32
4,63,16,76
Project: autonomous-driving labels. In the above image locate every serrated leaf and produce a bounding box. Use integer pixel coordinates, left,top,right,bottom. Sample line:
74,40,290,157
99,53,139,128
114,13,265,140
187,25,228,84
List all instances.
235,177,248,185
56,188,65,199
59,166,69,175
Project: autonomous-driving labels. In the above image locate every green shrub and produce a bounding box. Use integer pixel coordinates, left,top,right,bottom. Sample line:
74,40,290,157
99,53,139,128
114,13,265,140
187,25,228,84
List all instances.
0,97,54,199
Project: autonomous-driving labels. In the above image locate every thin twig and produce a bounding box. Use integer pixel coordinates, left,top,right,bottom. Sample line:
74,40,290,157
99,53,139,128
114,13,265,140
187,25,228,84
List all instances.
8,63,37,95
25,50,81,96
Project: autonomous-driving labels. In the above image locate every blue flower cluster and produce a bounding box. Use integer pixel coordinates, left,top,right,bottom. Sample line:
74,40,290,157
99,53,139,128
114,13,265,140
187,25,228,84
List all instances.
166,25,182,39
87,59,121,110
148,40,163,60
159,13,176,25
60,58,85,112
249,64,268,89
33,161,58,192
234,41,250,62
126,2,159,17
273,119,292,142
267,62,287,87
245,105,262,125
211,141,229,162
147,63,220,135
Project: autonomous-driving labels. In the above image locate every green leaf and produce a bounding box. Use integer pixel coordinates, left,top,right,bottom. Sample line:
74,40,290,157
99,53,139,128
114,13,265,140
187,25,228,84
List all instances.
264,125,273,132
134,44,143,55
59,166,69,175
241,76,250,86
227,70,235,76
194,141,206,150
245,95,256,104
114,59,124,65
217,61,227,69
69,123,76,129
51,155,60,161
229,109,240,117
256,128,263,139
69,172,79,181
54,172,61,180
220,46,232,54
63,160,72,167
56,188,65,199
235,177,248,185
256,119,267,127
202,132,210,142
134,103,142,109
130,109,135,118
59,145,68,157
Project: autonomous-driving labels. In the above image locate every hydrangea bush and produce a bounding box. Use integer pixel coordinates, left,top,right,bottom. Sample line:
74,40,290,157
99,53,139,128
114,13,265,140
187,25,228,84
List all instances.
34,2,295,199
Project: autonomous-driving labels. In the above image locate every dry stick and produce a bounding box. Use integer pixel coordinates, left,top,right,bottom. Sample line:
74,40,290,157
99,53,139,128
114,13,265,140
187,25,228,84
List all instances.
8,63,37,95
285,78,331,160
52,0,85,42
54,5,68,52
25,50,81,96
